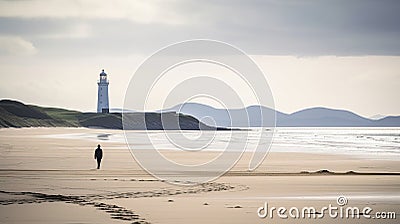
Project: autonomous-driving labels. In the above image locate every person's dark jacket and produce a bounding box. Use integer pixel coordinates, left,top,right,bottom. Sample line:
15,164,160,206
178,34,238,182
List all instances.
94,148,103,160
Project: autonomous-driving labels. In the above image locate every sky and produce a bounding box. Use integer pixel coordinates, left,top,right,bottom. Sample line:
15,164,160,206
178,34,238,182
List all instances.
0,0,399,117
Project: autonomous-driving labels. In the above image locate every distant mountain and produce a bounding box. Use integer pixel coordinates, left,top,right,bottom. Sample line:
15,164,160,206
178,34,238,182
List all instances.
163,103,400,127
278,107,374,127
162,103,278,127
0,100,220,130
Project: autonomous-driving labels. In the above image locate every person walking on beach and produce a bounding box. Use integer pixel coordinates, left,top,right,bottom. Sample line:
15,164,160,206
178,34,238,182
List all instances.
94,144,103,169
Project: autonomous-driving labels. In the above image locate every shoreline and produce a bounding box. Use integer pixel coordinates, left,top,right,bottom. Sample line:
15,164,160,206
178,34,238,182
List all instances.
2,126,398,162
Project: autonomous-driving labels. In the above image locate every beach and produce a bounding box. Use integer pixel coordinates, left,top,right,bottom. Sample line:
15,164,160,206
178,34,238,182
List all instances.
0,127,399,223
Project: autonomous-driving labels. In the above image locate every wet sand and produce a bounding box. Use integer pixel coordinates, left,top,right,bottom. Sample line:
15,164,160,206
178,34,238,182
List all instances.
0,128,399,223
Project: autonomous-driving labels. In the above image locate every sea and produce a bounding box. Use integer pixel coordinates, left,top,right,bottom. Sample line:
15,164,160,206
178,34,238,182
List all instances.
46,127,400,160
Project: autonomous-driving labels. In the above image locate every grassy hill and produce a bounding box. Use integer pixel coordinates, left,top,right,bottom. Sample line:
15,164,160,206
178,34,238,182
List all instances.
0,100,219,130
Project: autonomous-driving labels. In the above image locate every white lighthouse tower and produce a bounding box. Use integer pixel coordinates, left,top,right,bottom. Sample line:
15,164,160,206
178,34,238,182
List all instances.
97,69,110,113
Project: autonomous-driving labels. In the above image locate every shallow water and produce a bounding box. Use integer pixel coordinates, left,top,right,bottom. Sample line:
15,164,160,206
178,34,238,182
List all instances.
42,127,400,160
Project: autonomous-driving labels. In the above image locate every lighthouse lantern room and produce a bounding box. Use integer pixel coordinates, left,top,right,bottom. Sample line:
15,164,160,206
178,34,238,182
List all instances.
97,69,110,113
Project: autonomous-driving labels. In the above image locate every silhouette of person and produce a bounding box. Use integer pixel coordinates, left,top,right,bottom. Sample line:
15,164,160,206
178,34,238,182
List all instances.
94,144,103,169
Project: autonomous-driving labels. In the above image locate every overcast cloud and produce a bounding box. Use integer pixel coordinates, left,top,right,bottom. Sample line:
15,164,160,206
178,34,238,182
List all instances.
0,0,399,56
0,0,399,117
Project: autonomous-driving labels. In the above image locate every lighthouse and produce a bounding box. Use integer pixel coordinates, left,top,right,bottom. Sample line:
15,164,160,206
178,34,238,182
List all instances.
97,69,110,113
